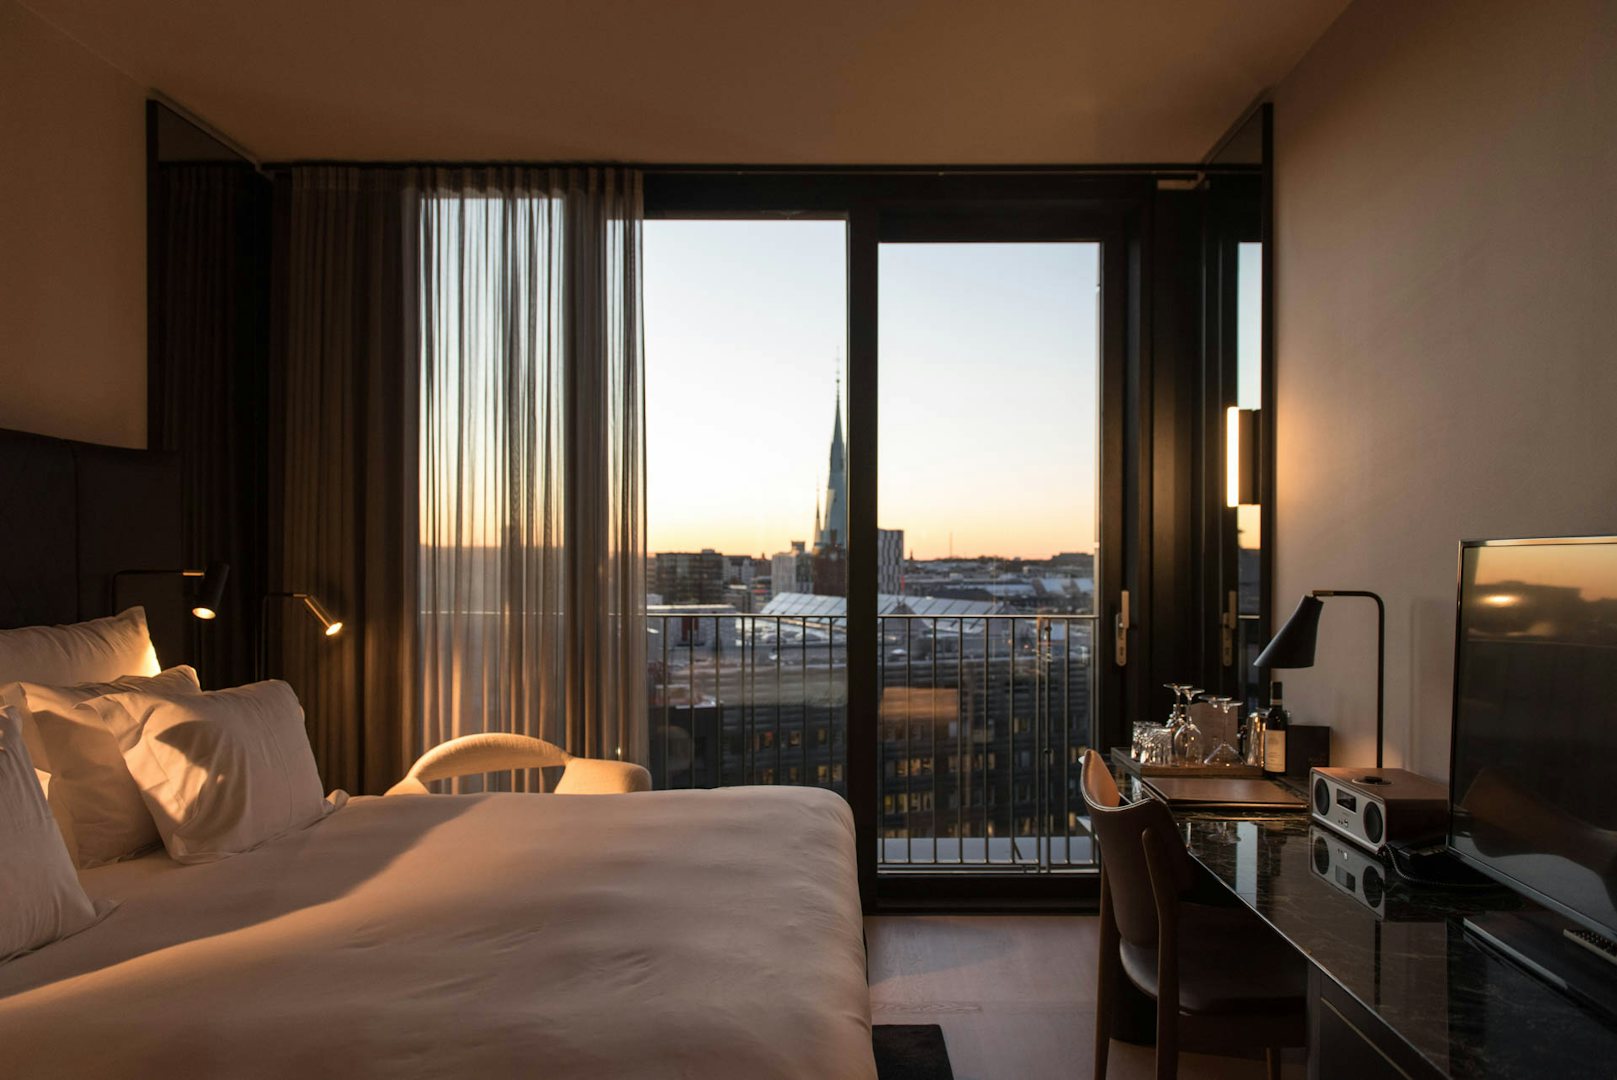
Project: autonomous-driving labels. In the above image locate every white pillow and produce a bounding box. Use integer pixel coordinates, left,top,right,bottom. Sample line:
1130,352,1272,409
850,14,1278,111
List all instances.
8,666,202,867
81,680,340,864
0,607,162,771
0,706,107,964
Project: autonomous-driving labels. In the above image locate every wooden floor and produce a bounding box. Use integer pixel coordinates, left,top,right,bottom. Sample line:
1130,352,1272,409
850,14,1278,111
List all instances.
866,916,1304,1080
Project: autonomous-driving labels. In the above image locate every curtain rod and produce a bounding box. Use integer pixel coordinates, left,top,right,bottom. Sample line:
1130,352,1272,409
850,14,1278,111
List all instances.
260,160,1262,178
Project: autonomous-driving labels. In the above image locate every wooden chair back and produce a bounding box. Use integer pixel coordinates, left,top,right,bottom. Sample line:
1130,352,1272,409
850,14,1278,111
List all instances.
1080,749,1196,949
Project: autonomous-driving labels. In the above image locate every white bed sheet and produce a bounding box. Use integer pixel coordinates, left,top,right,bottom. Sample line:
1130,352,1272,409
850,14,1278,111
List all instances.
0,786,875,1080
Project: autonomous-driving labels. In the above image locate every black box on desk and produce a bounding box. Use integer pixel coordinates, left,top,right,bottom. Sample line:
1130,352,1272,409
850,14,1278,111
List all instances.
1285,724,1330,778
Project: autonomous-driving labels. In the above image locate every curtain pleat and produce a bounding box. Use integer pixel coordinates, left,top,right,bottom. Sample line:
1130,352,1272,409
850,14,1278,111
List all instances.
418,167,646,791
277,167,420,794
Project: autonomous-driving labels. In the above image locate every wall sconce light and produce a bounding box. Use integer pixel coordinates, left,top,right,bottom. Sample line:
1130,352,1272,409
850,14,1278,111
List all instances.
1225,406,1261,508
111,562,231,620
258,591,345,680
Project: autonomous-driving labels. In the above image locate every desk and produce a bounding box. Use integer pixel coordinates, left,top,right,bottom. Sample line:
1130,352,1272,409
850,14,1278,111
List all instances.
1126,778,1617,1079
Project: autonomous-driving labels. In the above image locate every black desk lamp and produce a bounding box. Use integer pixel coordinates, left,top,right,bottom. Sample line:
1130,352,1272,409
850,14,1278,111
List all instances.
1255,589,1387,768
110,562,231,620
257,591,344,680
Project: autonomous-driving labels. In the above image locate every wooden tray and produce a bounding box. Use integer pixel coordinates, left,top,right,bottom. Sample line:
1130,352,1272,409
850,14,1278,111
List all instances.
1144,776,1306,809
1110,746,1263,779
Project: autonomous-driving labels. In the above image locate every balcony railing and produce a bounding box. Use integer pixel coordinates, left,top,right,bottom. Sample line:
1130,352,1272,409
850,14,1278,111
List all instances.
647,610,1097,872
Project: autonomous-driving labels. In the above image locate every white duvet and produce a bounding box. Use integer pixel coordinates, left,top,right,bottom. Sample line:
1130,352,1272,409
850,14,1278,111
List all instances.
0,787,876,1080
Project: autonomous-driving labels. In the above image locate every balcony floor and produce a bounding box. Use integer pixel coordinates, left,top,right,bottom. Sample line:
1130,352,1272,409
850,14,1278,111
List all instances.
866,915,1305,1080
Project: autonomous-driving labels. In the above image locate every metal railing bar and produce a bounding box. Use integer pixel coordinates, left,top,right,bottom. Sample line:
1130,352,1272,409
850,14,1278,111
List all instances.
688,622,697,789
903,616,912,864
956,617,964,864
982,615,990,866
1063,621,1073,865
775,616,783,785
877,618,885,845
931,618,939,866
661,618,670,790
1008,616,1015,865
713,615,722,789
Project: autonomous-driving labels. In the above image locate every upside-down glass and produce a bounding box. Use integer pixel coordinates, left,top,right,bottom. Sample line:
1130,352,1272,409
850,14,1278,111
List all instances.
1203,696,1244,767
1173,711,1205,766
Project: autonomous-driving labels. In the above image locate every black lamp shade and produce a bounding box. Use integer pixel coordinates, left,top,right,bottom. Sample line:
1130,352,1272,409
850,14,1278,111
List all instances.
191,562,230,620
1254,594,1323,669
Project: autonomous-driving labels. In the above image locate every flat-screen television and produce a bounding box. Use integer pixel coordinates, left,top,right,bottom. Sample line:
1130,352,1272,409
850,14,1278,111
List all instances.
1449,536,1617,942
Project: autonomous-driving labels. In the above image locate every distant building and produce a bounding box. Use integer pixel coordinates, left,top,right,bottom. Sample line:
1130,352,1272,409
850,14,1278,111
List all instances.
878,528,904,594
811,544,845,596
771,541,813,598
724,555,756,587
654,549,728,604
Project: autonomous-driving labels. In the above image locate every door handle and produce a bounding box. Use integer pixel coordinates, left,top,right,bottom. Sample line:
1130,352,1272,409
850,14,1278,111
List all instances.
1114,590,1130,667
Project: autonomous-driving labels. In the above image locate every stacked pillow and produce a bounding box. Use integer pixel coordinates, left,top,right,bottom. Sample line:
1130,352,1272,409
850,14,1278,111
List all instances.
6,665,202,865
0,609,342,960
0,704,112,962
83,679,342,864
0,607,160,773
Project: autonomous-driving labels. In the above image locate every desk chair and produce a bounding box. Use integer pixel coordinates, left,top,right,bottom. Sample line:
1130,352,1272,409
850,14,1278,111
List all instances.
1081,750,1307,1079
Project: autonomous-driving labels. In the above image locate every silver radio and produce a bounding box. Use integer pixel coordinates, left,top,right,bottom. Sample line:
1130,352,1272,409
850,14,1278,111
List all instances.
1309,767,1448,855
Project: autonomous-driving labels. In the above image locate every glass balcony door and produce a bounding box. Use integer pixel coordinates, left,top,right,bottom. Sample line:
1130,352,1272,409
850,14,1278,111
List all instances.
857,210,1126,903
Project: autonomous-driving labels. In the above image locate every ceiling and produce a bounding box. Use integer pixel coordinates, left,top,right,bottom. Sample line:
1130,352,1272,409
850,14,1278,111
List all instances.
21,0,1349,164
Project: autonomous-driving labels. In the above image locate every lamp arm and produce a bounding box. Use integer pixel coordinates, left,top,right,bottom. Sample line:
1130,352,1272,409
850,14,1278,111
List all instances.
109,567,207,613
1313,590,1386,768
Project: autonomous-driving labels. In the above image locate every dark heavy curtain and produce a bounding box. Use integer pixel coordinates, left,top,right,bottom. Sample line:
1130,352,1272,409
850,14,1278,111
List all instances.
150,163,271,688
273,168,419,794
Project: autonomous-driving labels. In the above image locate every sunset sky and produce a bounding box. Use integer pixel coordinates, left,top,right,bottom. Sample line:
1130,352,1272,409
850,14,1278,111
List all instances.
644,220,1100,560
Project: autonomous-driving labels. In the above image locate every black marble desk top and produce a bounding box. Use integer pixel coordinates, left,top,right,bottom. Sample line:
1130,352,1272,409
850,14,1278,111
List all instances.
1125,777,1617,1079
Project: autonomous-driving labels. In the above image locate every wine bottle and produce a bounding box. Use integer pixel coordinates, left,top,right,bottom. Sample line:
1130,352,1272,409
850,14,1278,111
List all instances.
1263,680,1289,776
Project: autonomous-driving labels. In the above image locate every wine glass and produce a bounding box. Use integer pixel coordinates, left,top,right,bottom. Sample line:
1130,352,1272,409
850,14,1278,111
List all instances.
1173,689,1205,765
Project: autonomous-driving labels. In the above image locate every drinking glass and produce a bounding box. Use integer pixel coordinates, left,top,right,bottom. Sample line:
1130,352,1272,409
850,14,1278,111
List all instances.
1203,696,1243,767
1173,712,1205,766
1131,721,1152,760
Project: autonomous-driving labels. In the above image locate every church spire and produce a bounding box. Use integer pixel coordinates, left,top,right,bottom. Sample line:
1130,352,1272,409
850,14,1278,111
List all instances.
817,373,848,551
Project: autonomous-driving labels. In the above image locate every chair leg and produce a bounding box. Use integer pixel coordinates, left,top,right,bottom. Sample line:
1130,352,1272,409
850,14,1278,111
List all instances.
1094,866,1118,1080
1142,829,1180,1080
1153,998,1177,1080
1265,1047,1281,1080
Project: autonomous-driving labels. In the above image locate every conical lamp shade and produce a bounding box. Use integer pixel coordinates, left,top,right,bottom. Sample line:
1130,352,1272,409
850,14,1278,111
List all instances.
1255,594,1324,669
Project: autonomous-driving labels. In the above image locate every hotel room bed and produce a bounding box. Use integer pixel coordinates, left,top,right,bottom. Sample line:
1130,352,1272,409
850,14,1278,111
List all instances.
0,786,876,1079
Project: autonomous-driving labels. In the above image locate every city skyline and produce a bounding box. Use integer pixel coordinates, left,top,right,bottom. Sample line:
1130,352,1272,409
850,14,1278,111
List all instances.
644,221,1100,560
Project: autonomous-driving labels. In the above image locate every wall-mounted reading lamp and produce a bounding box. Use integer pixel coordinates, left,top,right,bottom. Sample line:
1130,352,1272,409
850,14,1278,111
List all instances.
111,562,231,620
1255,589,1387,767
257,591,344,680
1225,406,1261,508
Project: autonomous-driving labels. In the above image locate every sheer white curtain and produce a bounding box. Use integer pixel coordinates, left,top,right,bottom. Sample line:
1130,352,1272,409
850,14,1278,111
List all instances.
418,167,645,790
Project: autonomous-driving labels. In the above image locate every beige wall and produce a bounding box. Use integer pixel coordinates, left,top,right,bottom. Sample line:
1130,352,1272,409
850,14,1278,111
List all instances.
1271,0,1617,777
0,0,147,448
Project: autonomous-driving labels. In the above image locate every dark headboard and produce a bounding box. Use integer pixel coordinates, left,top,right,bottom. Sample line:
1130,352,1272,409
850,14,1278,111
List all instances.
0,427,190,668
